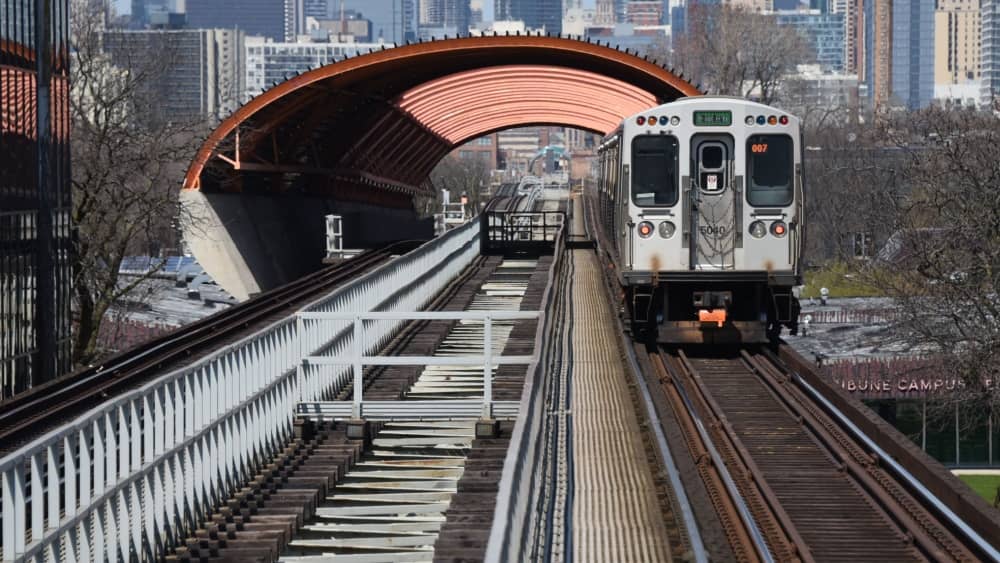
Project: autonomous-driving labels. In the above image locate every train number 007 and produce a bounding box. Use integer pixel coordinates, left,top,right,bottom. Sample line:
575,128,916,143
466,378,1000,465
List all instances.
751,143,768,153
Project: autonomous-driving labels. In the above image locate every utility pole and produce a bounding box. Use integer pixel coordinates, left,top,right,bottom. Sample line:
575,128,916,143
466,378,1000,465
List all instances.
35,0,57,384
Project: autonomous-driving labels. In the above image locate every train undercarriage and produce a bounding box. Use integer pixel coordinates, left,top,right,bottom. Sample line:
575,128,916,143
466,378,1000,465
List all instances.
624,273,800,344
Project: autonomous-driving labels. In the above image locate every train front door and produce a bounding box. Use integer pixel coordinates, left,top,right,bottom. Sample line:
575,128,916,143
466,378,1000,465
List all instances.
690,134,736,270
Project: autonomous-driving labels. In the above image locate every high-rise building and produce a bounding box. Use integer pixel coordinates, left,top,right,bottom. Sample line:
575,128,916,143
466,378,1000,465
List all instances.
185,0,286,41
417,0,471,37
733,0,772,10
305,0,330,18
984,0,1000,108
860,0,934,110
245,36,384,96
103,29,245,119
594,0,616,24
132,0,168,27
837,0,861,74
495,0,562,34
0,0,74,398
933,0,980,87
776,11,846,71
624,1,665,25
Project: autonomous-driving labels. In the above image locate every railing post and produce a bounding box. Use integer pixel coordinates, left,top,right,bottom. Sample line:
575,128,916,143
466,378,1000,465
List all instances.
477,315,499,438
483,315,493,418
296,314,306,402
347,316,369,441
3,462,27,561
352,316,363,419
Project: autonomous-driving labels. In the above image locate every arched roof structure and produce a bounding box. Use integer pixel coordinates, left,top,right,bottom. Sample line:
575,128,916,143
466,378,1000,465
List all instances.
183,34,701,206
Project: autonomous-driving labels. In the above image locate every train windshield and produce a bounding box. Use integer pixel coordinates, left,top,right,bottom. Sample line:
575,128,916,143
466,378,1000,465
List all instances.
631,135,679,206
747,135,794,206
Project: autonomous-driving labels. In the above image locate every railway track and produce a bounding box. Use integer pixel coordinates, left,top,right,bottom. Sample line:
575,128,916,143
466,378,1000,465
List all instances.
649,344,995,562
0,241,421,453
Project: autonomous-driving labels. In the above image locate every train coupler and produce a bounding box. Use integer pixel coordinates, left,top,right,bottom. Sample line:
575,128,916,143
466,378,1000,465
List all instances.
698,309,727,328
693,291,732,328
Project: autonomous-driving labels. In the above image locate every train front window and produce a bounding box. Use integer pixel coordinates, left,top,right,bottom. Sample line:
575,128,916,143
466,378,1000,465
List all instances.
631,135,679,206
747,135,794,206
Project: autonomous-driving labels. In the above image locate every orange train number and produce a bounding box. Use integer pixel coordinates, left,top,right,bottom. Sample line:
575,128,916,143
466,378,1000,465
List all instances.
751,143,768,154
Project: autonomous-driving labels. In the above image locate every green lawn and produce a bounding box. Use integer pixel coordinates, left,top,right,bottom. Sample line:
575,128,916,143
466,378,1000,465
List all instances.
957,474,1000,506
801,262,882,299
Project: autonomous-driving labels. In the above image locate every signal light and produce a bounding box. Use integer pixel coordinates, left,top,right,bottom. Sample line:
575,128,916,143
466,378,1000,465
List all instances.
779,115,789,125
745,115,756,126
670,116,680,125
636,116,646,125
659,115,668,125
767,115,778,125
756,115,766,125
638,221,654,238
648,116,657,125
771,221,788,237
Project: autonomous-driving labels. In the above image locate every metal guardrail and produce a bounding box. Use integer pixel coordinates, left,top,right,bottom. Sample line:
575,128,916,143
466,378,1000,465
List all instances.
484,225,568,562
295,311,538,420
0,220,481,562
481,211,565,256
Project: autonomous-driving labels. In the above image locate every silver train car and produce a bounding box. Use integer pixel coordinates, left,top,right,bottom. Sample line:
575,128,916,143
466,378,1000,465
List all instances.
591,96,803,343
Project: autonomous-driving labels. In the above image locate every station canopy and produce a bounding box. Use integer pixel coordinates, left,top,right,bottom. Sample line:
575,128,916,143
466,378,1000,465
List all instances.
183,35,701,207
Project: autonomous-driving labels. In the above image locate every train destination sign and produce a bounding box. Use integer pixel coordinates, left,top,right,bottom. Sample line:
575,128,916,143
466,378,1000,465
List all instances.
693,110,732,127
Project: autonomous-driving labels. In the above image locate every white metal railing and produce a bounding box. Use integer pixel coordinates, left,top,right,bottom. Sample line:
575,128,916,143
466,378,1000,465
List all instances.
295,311,538,420
0,221,480,562
485,226,566,562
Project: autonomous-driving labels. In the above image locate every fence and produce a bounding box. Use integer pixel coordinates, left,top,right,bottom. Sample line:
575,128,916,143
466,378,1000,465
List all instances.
0,220,481,562
800,309,900,325
485,225,567,561
480,211,565,256
296,311,538,420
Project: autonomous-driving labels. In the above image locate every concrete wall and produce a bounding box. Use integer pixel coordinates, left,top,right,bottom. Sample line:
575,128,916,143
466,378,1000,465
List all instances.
181,190,434,300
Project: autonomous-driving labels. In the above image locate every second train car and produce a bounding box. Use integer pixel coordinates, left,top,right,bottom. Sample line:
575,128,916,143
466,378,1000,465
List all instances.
591,96,803,343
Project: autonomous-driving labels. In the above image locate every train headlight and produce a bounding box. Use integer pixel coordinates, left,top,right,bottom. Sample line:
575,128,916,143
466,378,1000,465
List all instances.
637,221,655,238
658,221,676,238
771,221,788,237
749,221,767,238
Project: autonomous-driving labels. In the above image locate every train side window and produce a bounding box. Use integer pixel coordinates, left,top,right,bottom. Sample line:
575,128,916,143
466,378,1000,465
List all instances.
631,135,679,206
747,135,794,206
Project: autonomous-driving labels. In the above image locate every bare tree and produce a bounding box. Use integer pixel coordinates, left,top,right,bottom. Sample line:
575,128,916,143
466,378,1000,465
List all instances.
818,108,1000,422
422,153,492,216
70,0,207,364
673,6,812,104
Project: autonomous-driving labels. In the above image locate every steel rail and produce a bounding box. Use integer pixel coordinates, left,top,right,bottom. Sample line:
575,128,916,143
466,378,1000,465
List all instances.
758,348,1000,562
0,241,418,451
654,350,778,563
620,339,707,563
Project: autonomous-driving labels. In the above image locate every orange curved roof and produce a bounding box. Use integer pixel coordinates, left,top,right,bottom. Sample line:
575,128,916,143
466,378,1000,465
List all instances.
184,34,701,198
398,65,659,143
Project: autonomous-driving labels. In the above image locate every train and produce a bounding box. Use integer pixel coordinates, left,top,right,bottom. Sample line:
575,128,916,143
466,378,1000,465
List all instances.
588,96,803,343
